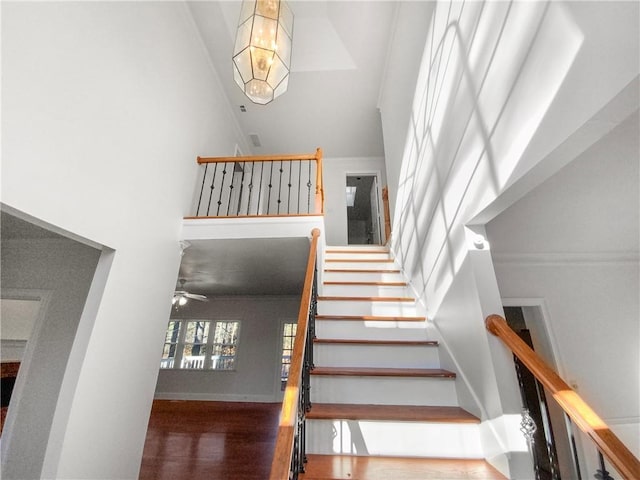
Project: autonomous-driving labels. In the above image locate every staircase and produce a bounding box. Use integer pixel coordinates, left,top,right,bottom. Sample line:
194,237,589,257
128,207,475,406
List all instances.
300,245,505,479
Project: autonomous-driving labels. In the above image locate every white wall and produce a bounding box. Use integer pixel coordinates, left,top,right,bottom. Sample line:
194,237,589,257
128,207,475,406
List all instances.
1,2,245,478
487,111,640,462
155,295,299,402
378,1,639,476
323,156,386,245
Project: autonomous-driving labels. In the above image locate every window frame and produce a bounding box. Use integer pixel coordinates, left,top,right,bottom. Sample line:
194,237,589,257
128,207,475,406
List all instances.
280,321,297,390
160,319,240,371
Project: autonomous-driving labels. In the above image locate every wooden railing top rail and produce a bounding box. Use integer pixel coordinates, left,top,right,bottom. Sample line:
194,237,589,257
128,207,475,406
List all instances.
269,228,321,480
486,314,640,479
198,147,323,164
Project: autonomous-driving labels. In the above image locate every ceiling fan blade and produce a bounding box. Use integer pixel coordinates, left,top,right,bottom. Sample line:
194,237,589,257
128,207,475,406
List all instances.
184,293,208,301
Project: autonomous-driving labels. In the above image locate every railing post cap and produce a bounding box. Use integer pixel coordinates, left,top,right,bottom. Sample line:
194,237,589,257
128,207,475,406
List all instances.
485,314,504,336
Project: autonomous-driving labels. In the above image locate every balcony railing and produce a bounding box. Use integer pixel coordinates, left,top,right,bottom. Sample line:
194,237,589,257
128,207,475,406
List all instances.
189,148,324,218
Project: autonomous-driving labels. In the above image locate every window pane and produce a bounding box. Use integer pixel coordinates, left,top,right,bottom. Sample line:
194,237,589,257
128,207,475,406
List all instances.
281,323,297,389
161,321,181,369
180,321,209,369
184,321,209,344
211,321,239,370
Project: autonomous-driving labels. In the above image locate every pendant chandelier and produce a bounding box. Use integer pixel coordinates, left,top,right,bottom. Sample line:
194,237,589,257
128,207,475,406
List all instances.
232,0,294,105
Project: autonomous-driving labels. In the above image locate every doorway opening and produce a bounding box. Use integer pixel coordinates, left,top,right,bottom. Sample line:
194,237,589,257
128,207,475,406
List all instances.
346,175,382,245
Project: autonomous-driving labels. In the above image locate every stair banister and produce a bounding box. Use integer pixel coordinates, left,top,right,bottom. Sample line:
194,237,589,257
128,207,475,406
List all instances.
486,314,640,479
270,228,321,480
193,148,324,217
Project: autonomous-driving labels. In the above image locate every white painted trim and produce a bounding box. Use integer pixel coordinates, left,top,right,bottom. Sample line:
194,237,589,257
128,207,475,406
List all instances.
154,392,278,403
0,204,105,250
0,289,53,450
492,252,639,266
182,215,325,241
605,416,640,425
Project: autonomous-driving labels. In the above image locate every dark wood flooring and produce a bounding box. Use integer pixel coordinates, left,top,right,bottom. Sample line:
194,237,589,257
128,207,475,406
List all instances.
139,400,281,480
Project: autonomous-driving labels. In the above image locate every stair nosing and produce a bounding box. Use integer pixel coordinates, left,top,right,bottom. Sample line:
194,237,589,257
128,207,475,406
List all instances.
315,315,426,322
324,269,402,273
306,403,479,424
313,338,438,346
323,281,408,286
318,296,414,302
326,249,390,255
326,259,395,263
310,366,456,378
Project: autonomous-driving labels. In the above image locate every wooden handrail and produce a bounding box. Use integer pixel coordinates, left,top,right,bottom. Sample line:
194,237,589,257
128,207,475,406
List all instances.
486,314,640,479
269,228,321,480
197,151,321,164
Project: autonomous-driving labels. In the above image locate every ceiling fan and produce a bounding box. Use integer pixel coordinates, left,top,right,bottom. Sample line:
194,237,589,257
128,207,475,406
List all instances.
172,279,208,306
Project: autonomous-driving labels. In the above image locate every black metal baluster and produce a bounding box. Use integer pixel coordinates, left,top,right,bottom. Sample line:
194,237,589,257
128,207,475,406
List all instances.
206,163,218,216
257,162,264,214
277,160,284,214
297,160,302,214
236,162,246,216
216,162,228,216
226,163,235,216
595,451,614,480
307,160,312,213
196,163,208,216
287,160,293,214
246,161,255,215
267,162,274,215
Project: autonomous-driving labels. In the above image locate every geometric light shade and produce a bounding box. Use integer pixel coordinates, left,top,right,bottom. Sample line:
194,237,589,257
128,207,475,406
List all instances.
232,0,294,105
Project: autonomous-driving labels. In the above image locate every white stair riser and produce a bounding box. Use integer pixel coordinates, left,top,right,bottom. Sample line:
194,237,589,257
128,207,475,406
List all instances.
322,284,411,297
307,420,483,458
326,246,389,252
316,321,427,341
323,271,405,283
324,261,399,271
318,301,419,317
311,376,458,406
325,253,392,261
314,344,441,369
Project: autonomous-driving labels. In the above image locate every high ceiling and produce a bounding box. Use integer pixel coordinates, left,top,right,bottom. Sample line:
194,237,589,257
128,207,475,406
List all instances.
173,1,399,297
186,0,397,157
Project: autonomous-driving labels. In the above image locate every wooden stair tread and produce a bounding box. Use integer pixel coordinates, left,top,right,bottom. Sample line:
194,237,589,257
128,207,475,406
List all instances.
299,455,507,480
311,366,456,378
326,249,389,254
315,315,426,322
307,403,479,423
325,269,401,273
326,258,394,263
323,281,407,286
314,338,438,346
318,296,414,302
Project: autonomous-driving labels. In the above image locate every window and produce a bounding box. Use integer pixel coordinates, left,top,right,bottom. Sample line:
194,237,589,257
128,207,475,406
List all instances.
280,322,297,390
160,320,239,370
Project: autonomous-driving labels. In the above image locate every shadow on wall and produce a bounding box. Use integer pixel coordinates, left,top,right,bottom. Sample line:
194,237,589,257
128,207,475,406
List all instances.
391,0,582,312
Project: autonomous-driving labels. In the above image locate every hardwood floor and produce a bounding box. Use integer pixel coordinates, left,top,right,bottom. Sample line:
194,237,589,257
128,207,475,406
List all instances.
300,454,507,480
139,400,281,480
